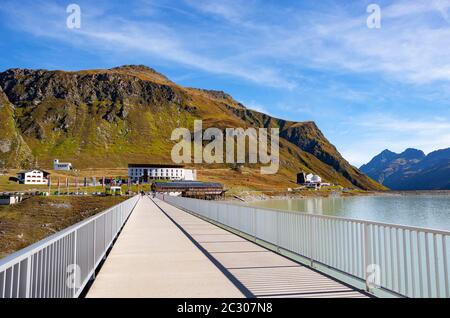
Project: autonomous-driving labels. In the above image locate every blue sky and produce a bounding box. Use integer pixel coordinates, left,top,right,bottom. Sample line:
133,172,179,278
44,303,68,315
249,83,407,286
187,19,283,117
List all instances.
1,0,449,166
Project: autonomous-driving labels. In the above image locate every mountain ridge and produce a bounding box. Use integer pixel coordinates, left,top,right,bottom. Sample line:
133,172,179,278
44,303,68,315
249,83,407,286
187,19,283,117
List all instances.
0,65,385,190
360,148,450,190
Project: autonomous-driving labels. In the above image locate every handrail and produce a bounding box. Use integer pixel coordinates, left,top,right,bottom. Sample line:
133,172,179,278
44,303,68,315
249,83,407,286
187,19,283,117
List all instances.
0,195,140,298
0,200,132,269
230,201,450,236
161,195,450,298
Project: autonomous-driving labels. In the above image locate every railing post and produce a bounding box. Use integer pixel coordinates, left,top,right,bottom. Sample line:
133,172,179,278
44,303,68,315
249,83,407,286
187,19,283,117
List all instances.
103,214,107,261
310,216,315,268
92,219,96,280
72,231,77,298
363,223,370,292
25,256,32,298
253,208,257,242
276,212,280,252
443,236,449,298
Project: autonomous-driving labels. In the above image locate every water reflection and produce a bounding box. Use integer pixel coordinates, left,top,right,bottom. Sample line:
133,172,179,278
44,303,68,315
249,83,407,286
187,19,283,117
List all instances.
248,195,450,231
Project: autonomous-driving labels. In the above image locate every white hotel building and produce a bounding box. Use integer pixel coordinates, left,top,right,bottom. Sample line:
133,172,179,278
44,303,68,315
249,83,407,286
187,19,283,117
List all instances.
128,164,197,182
17,169,50,185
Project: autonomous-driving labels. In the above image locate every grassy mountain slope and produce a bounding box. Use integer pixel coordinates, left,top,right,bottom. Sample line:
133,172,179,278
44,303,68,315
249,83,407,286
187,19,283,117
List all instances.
0,65,385,190
0,86,34,168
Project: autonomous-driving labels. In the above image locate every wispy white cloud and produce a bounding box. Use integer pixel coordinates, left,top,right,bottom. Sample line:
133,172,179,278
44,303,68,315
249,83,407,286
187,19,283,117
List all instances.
341,113,450,166
383,0,450,19
270,0,450,84
4,0,450,87
0,0,295,89
241,100,272,115
183,0,249,23
357,114,450,133
180,0,450,86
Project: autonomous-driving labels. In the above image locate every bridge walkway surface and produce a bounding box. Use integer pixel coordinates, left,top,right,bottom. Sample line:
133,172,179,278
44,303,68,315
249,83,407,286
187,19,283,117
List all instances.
87,196,367,298
87,196,243,298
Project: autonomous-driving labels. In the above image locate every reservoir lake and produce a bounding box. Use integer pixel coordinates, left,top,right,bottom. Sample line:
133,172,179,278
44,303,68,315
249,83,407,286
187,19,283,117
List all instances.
247,194,450,231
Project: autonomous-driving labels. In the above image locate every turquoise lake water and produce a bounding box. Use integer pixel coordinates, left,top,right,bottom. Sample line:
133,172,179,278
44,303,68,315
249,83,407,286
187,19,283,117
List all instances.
247,195,450,231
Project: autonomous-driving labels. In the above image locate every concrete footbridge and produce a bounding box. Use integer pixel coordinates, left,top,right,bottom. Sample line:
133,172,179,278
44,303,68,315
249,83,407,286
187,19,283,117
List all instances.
86,196,366,298
1,194,448,298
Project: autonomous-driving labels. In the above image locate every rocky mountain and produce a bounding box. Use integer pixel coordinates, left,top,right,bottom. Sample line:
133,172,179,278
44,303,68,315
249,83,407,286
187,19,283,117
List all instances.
0,86,34,168
0,65,384,190
360,148,450,190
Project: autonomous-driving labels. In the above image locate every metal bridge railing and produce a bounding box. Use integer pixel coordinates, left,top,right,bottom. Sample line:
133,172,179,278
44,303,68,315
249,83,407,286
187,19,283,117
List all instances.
161,195,449,298
0,195,139,298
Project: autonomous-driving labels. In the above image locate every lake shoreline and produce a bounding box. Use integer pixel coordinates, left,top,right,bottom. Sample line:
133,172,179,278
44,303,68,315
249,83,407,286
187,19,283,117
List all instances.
229,189,450,203
238,191,450,231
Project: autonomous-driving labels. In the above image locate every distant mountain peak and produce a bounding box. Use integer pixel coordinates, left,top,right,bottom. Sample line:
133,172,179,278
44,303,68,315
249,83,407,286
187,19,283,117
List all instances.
378,149,397,159
108,64,172,84
360,149,396,169
360,147,450,190
110,64,160,73
400,148,425,159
